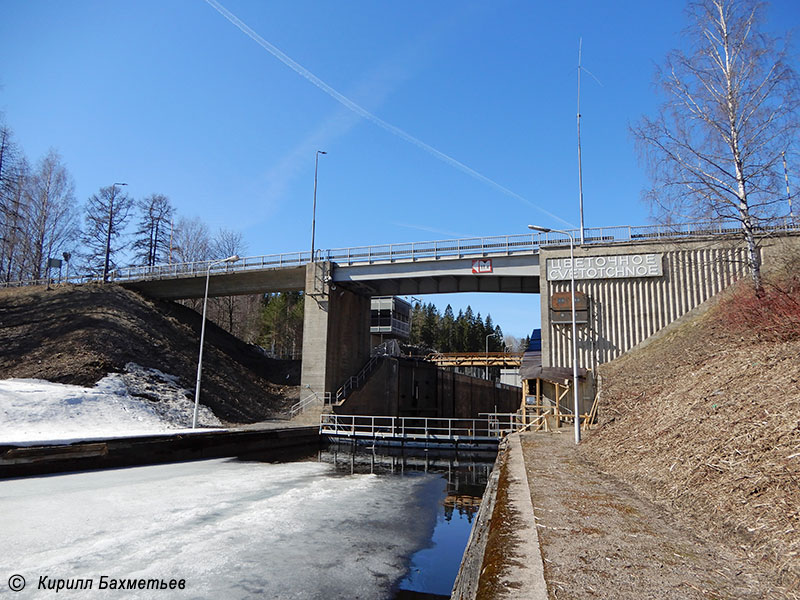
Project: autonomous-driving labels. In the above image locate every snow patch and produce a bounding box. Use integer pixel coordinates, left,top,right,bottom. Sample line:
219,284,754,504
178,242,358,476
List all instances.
0,363,222,446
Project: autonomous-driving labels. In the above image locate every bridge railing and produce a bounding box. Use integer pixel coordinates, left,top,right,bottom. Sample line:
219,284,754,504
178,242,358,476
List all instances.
112,250,313,282
320,233,537,266
4,218,799,287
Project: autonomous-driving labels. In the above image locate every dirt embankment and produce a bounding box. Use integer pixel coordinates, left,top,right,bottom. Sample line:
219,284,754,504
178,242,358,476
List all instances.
581,278,800,591
0,284,299,423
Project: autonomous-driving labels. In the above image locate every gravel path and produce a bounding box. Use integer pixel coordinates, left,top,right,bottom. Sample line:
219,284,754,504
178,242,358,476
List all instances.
521,432,790,600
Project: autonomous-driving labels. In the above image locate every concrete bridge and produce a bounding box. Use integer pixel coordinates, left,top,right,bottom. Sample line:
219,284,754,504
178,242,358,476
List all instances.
115,220,800,408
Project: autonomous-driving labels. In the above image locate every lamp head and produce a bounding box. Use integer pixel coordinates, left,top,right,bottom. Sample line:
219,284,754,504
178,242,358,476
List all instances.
528,224,551,233
224,255,240,263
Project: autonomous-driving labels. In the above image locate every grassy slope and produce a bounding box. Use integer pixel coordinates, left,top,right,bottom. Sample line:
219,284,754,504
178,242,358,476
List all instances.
0,284,299,423
581,283,800,589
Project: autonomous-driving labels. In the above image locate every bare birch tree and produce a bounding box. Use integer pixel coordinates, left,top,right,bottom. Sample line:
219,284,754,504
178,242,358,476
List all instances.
633,0,799,292
172,216,212,264
82,184,133,282
210,228,254,338
0,124,28,282
1,157,29,282
133,193,174,267
25,150,78,280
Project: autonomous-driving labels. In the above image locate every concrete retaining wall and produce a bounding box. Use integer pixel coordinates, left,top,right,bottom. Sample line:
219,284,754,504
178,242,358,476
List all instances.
0,426,321,478
335,358,520,418
541,234,800,369
451,434,548,599
451,441,504,599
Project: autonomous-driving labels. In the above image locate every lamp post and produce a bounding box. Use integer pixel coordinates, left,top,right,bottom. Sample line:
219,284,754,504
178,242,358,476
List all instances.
485,332,497,381
192,254,240,429
310,150,327,261
529,225,581,444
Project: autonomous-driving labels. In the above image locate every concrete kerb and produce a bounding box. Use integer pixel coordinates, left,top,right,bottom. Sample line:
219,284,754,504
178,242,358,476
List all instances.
451,433,548,600
451,439,504,599
503,433,548,599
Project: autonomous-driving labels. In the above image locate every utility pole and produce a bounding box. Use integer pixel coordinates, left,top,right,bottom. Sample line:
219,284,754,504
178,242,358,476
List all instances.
311,150,327,261
577,38,585,246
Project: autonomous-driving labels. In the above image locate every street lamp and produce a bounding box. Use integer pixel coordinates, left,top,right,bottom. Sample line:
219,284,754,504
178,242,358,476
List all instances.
310,150,327,261
529,224,581,444
192,254,240,429
485,332,498,381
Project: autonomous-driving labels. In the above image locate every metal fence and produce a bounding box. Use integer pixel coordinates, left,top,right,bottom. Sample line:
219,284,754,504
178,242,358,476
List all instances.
319,413,526,442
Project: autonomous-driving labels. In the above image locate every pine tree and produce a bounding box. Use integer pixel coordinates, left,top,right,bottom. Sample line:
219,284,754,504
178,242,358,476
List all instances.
437,304,455,352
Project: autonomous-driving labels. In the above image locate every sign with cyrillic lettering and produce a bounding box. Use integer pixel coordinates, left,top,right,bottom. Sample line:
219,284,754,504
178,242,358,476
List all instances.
546,254,663,281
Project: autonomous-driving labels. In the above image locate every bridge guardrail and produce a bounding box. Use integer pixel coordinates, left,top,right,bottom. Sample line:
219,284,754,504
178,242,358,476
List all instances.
3,218,798,288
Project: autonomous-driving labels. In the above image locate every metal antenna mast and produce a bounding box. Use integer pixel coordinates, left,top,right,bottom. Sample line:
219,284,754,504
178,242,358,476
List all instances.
784,151,794,219
577,39,585,246
576,40,602,245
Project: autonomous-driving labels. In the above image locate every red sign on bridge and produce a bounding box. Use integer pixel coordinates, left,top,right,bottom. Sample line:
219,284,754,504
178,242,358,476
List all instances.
472,259,493,274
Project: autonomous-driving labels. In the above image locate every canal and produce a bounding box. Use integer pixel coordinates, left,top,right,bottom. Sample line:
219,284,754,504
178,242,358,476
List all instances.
1,443,496,599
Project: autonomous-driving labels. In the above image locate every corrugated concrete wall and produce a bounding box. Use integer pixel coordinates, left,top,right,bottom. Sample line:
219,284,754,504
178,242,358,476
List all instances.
540,238,755,369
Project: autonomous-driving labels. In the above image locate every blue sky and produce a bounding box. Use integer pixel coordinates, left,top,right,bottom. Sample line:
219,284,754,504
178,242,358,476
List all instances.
1,0,797,338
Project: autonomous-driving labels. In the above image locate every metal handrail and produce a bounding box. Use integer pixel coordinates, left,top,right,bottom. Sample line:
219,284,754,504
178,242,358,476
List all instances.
3,218,799,287
319,412,528,440
289,391,331,418
335,355,381,404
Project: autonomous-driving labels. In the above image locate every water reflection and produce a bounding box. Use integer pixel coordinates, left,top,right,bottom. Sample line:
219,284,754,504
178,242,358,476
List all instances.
318,443,497,598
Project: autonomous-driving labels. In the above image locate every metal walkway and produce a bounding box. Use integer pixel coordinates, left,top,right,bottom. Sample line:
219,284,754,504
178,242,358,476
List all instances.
319,413,522,447
426,352,524,367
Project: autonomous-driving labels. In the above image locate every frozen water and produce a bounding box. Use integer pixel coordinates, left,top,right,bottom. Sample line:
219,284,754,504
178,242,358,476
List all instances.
0,363,222,446
0,458,444,599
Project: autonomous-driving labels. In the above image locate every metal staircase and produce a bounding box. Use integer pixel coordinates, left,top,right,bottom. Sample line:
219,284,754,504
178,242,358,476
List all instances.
334,340,401,405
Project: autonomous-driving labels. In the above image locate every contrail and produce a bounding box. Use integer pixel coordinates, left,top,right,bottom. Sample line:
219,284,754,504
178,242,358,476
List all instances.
204,0,573,227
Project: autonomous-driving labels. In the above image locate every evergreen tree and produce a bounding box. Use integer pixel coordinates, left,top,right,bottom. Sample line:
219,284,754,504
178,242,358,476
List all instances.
258,292,304,357
437,304,455,352
409,301,425,346
420,303,439,349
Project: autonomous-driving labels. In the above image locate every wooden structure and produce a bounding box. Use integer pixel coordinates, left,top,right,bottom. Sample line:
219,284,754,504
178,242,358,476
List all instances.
519,366,596,432
426,352,523,368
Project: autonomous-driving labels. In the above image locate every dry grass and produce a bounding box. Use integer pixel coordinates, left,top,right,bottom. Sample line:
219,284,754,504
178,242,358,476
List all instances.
581,267,800,593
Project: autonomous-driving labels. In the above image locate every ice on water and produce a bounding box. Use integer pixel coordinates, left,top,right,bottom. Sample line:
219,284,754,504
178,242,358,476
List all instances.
0,458,444,599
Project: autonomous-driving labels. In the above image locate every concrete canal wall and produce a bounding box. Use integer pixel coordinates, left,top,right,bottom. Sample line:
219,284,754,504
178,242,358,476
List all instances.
0,426,321,478
452,434,547,600
337,357,520,418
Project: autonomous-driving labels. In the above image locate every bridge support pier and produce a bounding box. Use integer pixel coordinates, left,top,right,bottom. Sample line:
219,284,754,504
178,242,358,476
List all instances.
300,262,371,403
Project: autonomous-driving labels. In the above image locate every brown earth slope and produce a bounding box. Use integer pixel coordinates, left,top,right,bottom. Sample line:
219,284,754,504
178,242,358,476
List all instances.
0,284,299,423
581,281,800,591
